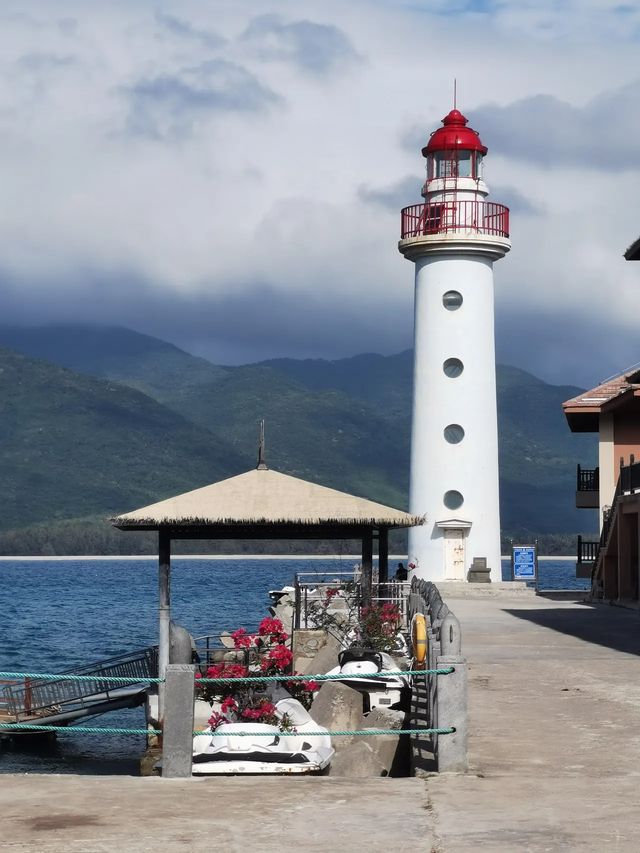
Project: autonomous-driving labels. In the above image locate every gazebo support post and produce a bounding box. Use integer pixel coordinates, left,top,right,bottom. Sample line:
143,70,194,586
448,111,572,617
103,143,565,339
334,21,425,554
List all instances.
361,529,373,607
158,528,171,721
378,527,389,585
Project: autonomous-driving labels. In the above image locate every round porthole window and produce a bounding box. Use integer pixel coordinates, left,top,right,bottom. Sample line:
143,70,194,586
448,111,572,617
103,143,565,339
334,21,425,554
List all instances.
443,358,464,378
443,490,464,510
442,290,463,310
444,424,465,444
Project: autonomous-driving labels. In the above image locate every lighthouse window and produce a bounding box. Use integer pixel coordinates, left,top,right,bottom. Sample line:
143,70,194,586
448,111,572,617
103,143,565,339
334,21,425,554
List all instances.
435,153,455,178
458,151,472,178
442,290,463,310
444,424,465,444
443,490,464,510
443,358,464,378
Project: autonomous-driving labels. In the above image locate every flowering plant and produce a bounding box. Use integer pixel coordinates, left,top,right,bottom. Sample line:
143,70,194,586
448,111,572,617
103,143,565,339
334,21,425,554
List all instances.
357,602,402,652
196,616,316,728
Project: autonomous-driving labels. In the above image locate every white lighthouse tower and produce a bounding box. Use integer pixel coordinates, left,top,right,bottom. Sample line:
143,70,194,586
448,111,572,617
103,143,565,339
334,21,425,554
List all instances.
398,108,510,583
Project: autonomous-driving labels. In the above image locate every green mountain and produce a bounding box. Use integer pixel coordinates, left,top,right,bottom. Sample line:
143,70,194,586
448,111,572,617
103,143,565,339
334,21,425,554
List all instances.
0,346,244,533
0,325,598,553
0,324,226,401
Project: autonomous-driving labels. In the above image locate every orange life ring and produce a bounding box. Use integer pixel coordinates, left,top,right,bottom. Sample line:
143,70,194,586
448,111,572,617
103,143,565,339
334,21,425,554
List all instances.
411,613,428,665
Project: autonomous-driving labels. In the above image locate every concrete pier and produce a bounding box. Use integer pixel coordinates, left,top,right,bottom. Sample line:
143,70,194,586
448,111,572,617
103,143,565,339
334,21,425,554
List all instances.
2,590,640,851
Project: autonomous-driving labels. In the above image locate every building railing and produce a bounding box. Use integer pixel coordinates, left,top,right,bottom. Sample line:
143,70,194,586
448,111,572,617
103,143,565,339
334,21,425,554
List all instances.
400,200,509,239
577,535,599,564
577,465,599,492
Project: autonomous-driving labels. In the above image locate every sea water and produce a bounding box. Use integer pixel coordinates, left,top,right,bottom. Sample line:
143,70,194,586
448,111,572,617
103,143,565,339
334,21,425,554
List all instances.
0,556,586,774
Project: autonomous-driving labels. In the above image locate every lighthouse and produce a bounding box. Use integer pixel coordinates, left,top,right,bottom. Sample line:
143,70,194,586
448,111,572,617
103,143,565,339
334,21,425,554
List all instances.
398,108,510,583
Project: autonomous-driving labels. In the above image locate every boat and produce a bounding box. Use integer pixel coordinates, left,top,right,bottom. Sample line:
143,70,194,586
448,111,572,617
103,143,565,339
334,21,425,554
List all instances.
192,694,334,775
324,647,410,712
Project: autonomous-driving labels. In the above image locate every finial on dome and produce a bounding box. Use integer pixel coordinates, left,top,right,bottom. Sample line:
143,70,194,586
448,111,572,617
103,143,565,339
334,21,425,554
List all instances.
257,419,268,470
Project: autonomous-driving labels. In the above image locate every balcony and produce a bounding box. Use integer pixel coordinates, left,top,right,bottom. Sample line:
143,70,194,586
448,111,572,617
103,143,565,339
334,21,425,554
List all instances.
576,534,599,579
400,200,510,240
576,464,599,509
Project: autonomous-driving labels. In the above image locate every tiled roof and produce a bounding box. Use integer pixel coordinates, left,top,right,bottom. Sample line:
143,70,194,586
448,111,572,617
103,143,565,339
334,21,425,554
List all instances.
563,367,640,411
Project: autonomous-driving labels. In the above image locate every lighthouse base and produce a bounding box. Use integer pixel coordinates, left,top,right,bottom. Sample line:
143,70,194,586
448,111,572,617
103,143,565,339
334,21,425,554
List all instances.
408,520,501,585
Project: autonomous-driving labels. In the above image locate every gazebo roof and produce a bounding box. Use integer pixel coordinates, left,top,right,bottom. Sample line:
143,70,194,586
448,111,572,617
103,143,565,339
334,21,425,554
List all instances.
112,467,422,531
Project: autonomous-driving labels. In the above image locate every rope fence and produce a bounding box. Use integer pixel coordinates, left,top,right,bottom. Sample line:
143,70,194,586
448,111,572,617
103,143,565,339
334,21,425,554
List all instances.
0,668,454,684
0,722,455,737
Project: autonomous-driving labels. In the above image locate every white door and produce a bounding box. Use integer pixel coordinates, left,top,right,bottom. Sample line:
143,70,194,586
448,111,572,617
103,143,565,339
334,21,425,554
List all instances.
443,529,466,580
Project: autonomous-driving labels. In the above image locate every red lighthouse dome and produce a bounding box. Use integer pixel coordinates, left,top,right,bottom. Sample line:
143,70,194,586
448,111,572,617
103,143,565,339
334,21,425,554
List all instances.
422,109,488,157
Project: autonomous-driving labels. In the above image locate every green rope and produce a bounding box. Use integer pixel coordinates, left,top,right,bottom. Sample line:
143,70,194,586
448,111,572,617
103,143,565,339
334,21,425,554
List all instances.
0,722,454,737
0,672,163,684
0,668,452,685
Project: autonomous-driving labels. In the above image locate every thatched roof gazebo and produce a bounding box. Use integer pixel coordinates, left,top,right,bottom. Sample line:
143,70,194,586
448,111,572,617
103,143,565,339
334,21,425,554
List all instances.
112,455,422,718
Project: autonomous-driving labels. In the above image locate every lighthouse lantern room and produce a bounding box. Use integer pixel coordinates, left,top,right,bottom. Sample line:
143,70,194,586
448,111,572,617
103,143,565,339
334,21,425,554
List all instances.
398,108,511,583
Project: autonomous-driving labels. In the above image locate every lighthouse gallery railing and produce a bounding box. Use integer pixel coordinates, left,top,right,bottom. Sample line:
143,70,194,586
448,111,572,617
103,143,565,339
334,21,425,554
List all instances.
400,200,509,239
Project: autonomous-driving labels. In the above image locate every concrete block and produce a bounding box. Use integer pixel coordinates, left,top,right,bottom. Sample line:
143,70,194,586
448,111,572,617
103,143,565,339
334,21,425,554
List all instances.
309,681,364,749
299,629,342,675
361,707,409,777
328,740,387,777
162,664,196,779
436,654,468,773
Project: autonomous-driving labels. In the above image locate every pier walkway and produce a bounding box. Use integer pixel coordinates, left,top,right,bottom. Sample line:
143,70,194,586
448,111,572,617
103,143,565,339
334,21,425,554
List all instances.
2,590,640,851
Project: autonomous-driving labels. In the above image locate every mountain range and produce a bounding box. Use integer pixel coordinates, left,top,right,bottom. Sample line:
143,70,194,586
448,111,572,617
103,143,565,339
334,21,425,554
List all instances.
0,324,597,555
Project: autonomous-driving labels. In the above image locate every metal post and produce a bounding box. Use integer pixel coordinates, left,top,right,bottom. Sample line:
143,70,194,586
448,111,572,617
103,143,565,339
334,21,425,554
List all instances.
436,654,468,772
158,528,171,721
361,530,373,607
162,664,195,778
378,527,389,584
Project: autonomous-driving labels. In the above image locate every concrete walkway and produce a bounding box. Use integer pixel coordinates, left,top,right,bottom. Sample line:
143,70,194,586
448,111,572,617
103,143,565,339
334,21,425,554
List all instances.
2,591,640,851
427,591,640,852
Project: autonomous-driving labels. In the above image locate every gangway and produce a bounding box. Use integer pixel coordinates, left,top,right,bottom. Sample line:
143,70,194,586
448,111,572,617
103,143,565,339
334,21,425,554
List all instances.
0,646,158,732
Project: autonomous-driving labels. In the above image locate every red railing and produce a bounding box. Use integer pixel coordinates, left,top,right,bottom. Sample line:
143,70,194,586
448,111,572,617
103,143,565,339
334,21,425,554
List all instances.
400,200,509,239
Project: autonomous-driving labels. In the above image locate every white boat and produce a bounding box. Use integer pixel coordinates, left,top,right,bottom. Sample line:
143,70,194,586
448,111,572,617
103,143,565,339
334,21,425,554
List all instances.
192,695,334,775
325,648,410,712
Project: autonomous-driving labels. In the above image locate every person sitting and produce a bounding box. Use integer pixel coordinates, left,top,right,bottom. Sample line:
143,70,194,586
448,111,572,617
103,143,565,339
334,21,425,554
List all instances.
393,562,408,581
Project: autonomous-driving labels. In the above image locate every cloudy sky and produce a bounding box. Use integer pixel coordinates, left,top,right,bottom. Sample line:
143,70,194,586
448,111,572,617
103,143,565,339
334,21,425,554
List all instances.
0,0,639,386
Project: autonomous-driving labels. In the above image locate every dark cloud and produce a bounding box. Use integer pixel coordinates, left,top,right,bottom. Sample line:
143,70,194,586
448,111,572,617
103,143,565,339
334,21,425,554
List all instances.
490,186,540,216
2,259,639,385
155,12,226,49
0,265,412,365
358,176,423,210
240,14,359,74
16,53,75,72
125,60,281,139
359,175,539,216
495,302,640,389
473,81,640,170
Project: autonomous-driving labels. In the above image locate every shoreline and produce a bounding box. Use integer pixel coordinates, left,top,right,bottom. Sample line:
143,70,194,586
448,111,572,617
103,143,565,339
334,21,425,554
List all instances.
0,554,577,561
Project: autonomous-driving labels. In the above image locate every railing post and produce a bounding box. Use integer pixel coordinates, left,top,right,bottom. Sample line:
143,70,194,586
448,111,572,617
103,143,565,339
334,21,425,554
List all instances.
436,654,468,772
162,664,195,779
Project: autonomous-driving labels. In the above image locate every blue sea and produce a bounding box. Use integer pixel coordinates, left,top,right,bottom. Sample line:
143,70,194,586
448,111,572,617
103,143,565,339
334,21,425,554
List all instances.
0,556,585,775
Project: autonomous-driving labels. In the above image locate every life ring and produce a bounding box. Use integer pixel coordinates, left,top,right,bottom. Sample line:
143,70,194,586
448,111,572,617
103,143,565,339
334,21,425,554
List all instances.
411,613,428,665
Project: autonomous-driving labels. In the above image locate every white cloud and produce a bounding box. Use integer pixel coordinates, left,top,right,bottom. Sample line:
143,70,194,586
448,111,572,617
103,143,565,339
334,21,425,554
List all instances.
0,0,638,384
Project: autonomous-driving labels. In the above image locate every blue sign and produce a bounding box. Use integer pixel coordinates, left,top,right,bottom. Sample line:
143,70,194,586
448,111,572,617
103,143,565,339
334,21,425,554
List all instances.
512,545,536,580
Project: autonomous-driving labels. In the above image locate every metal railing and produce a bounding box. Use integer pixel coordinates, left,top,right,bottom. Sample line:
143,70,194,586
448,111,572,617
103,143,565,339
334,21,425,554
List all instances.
1,647,158,720
577,535,599,564
577,465,599,491
400,200,509,239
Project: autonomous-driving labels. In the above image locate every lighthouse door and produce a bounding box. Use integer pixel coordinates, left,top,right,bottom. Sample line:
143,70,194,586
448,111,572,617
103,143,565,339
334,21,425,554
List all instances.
443,529,466,580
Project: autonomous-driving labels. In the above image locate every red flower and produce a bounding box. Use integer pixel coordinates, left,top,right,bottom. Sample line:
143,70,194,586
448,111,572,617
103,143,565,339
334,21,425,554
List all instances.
304,680,320,692
231,628,255,649
261,644,293,672
221,696,238,714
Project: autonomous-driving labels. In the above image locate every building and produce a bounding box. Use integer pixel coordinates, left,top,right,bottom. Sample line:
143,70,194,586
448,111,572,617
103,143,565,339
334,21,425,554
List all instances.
398,108,510,582
563,236,640,600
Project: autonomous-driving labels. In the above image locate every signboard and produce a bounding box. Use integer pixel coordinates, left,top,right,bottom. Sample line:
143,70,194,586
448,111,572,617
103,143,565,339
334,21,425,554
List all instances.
512,544,537,581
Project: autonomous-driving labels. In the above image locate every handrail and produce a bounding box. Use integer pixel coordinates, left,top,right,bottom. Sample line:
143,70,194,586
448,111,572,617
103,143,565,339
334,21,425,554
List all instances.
400,199,509,239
